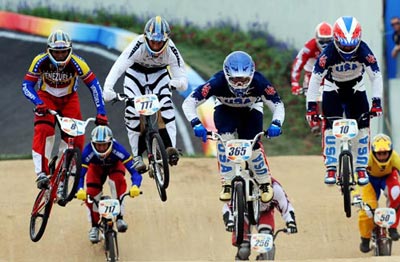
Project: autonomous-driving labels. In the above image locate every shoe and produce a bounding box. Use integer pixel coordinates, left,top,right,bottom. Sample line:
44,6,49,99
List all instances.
389,228,400,241
324,167,336,185
133,156,146,173
36,172,49,189
219,184,231,201
89,227,100,243
359,237,370,253
166,147,180,166
235,241,250,260
260,183,273,203
116,219,128,232
356,168,369,186
56,182,67,207
223,211,234,232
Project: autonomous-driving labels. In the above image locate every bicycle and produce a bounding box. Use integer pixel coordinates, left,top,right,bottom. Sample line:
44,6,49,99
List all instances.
114,91,169,202
318,112,371,218
87,192,138,262
207,131,266,245
29,110,95,242
250,228,288,260
354,202,397,256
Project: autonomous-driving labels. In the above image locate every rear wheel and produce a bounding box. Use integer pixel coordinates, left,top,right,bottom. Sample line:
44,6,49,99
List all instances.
150,133,169,201
105,230,119,262
29,188,53,242
233,182,245,245
340,154,351,218
62,148,82,202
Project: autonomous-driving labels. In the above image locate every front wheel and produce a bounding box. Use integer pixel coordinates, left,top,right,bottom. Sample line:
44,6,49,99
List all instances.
375,237,392,256
105,230,119,262
340,154,352,218
62,148,82,202
150,133,169,201
233,182,245,246
29,188,53,242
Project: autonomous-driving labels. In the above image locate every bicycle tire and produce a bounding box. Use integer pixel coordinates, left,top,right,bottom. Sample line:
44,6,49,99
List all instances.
62,148,82,202
150,133,169,201
233,182,245,245
377,238,392,256
340,154,351,218
29,188,53,242
105,230,119,262
247,181,260,225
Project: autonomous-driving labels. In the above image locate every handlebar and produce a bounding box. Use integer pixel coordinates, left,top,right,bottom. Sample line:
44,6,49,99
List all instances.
86,191,142,206
316,111,372,123
206,131,266,149
47,109,96,127
274,228,288,239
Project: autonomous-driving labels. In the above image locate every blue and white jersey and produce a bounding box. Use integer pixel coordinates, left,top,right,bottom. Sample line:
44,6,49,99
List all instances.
307,41,383,102
182,71,285,124
79,139,142,188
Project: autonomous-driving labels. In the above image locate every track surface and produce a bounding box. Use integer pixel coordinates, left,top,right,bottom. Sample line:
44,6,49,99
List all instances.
1,156,399,261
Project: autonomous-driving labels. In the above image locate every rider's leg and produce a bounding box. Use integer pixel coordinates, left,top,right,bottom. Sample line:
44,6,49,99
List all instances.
385,169,400,240
222,202,234,231
216,133,236,201
257,209,275,260
358,180,378,252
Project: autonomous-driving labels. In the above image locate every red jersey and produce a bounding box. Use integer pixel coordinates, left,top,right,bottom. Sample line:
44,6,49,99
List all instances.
290,38,321,84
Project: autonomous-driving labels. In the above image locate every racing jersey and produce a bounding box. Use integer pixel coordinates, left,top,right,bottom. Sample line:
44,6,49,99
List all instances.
79,139,142,188
307,41,383,103
291,38,321,84
182,71,285,125
103,34,188,92
22,52,106,115
367,150,400,178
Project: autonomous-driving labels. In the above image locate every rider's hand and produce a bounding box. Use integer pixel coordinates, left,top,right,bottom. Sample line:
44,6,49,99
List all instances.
169,79,182,91
34,103,49,116
129,185,141,197
103,90,117,102
266,120,282,137
76,188,87,201
306,102,320,128
370,97,382,117
193,124,207,143
286,221,298,234
95,114,108,126
291,82,301,95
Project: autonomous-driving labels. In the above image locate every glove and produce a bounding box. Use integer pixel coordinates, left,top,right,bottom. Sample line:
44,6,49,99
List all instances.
370,97,382,117
76,188,87,201
95,114,108,125
306,102,320,129
34,103,48,116
193,124,208,142
129,185,141,197
266,120,282,137
103,90,117,102
286,221,298,234
291,82,301,95
169,79,181,91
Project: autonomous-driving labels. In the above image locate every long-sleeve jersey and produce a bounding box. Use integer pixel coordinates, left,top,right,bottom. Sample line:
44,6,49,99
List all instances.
261,178,295,223
103,34,188,92
22,52,106,115
291,38,321,84
307,41,383,103
79,139,142,188
182,71,285,125
367,150,400,178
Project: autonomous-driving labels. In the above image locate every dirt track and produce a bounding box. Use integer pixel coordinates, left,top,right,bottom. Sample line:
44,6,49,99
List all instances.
1,157,399,261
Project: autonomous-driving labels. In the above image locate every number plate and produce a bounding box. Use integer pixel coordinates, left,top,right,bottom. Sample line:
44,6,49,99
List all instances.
332,119,358,139
374,207,396,228
226,139,252,163
251,233,274,253
134,94,160,116
58,116,87,136
98,199,120,219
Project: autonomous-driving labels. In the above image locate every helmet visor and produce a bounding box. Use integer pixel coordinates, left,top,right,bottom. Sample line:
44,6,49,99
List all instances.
228,76,251,88
93,142,111,153
317,38,332,49
335,41,358,54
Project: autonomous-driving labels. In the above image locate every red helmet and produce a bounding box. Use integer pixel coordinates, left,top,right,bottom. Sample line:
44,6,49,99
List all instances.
315,22,333,51
333,16,362,60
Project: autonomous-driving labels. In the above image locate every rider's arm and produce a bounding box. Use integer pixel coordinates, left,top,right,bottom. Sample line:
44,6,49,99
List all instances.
166,40,188,91
306,58,327,103
114,141,143,187
272,180,296,224
359,43,383,100
291,38,316,84
258,74,285,125
78,144,92,189
22,54,44,105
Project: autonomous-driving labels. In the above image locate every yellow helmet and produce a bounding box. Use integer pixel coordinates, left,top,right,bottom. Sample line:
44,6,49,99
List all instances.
371,134,392,153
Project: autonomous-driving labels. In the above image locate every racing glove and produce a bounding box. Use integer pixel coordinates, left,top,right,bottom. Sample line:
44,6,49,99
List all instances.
266,120,282,137
95,114,108,126
76,188,87,201
103,90,117,102
129,185,141,197
286,221,298,234
34,103,49,116
193,124,208,142
370,97,382,117
291,82,301,95
306,102,320,128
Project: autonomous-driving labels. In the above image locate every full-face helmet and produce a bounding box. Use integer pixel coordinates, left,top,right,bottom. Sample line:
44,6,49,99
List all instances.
47,30,72,69
223,51,255,97
333,16,362,61
315,22,333,51
91,126,113,160
144,16,171,57
371,133,393,163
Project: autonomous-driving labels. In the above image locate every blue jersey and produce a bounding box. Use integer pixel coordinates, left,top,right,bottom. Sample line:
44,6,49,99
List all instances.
182,71,285,124
307,41,383,102
79,139,142,188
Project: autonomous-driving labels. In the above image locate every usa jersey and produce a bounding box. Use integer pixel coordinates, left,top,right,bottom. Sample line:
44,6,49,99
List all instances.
22,52,106,114
307,41,383,102
79,140,142,188
182,71,285,124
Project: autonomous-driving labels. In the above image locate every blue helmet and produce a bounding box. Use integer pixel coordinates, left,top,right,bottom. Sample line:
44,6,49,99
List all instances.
144,16,171,57
223,51,255,97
